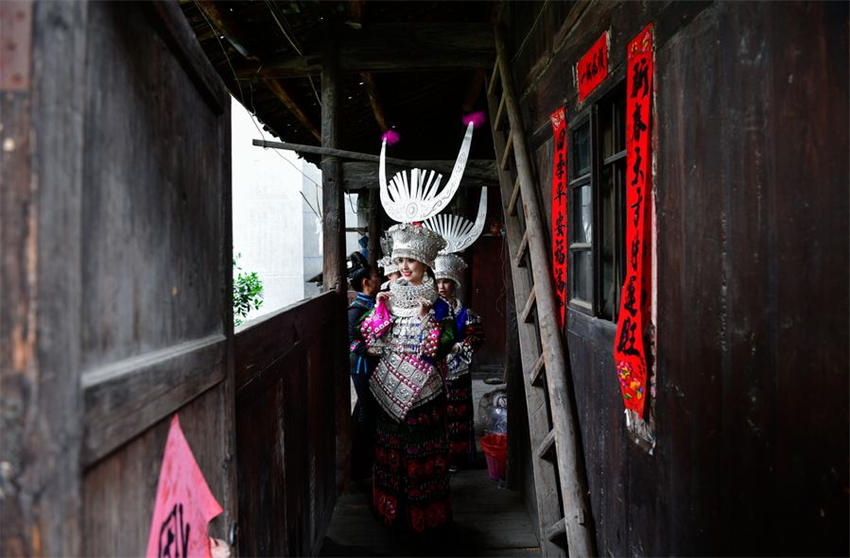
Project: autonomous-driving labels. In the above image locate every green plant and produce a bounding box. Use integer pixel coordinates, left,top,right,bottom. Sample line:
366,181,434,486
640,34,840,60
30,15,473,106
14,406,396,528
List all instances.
233,254,264,326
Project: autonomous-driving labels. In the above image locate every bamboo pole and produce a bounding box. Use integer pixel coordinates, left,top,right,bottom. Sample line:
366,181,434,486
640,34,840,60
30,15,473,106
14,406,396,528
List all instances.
495,24,596,557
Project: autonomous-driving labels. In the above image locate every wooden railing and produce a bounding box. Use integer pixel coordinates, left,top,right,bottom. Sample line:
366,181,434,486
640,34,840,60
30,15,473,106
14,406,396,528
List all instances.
234,292,346,556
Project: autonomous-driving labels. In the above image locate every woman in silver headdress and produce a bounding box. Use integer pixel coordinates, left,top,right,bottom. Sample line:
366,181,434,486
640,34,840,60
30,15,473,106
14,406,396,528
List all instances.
360,223,455,533
434,254,484,470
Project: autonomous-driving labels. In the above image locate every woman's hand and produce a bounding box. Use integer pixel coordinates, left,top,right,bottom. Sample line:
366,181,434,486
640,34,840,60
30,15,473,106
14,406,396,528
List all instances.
416,297,432,319
376,291,391,304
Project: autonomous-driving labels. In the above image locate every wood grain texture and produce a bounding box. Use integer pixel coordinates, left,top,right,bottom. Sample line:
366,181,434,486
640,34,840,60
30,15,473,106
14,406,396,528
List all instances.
0,2,88,555
509,1,849,554
234,292,341,556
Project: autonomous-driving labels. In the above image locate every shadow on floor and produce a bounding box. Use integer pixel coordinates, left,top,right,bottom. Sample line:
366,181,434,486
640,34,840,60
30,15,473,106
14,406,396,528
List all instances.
321,375,539,557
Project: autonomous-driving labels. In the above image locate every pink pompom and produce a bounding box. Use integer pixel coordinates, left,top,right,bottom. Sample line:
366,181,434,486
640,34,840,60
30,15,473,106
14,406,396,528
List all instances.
462,111,487,129
381,130,400,146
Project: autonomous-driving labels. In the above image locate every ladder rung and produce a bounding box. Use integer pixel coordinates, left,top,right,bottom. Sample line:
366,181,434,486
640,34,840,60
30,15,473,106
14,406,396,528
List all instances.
515,229,529,268
507,176,521,216
545,518,566,541
500,133,513,170
494,94,506,131
537,428,556,459
520,287,536,323
530,354,545,385
487,64,501,97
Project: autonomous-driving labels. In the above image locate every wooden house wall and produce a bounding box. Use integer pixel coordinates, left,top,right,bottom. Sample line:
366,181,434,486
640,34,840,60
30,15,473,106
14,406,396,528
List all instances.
503,1,849,555
2,3,236,554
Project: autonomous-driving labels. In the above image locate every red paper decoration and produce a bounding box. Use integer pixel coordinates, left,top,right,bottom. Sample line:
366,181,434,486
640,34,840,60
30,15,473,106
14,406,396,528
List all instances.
146,415,223,558
550,107,568,329
614,24,653,417
577,32,609,102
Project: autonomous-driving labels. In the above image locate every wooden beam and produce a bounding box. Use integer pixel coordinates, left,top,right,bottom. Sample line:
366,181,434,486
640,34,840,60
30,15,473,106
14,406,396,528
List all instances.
262,78,321,141
252,139,498,182
340,160,498,191
236,23,495,78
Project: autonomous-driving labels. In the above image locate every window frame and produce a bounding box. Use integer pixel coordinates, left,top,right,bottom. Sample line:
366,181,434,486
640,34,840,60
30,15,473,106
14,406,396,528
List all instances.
566,77,627,322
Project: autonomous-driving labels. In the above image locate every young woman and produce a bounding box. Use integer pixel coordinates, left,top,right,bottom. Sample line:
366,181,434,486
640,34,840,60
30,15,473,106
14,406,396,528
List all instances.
434,253,484,470
347,252,381,479
361,223,455,533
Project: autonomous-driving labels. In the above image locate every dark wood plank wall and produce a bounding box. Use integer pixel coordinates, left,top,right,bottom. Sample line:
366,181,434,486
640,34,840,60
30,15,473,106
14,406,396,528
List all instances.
468,185,509,369
78,2,236,555
2,1,236,555
503,1,849,555
234,292,341,557
1,2,88,554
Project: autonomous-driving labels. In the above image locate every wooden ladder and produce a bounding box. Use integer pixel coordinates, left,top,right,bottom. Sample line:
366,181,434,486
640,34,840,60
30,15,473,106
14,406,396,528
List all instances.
485,26,595,558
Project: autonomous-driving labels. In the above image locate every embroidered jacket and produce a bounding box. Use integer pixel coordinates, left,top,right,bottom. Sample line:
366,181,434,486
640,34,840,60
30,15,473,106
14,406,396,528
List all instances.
362,296,454,422
435,297,484,380
348,292,376,377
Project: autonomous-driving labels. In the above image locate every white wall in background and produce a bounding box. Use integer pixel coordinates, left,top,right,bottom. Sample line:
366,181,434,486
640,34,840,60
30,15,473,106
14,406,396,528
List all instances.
231,97,363,323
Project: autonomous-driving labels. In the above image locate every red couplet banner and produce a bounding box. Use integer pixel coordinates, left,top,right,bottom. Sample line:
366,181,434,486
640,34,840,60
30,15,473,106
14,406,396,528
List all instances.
577,32,609,102
614,24,653,417
550,107,568,329
146,415,223,558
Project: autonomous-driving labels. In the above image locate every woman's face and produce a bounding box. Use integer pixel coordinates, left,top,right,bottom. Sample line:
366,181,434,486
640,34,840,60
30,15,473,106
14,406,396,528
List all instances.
397,257,425,285
436,278,456,299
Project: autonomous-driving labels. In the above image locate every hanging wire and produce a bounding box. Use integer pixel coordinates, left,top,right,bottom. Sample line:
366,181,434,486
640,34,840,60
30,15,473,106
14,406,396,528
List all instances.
264,0,322,108
193,0,323,220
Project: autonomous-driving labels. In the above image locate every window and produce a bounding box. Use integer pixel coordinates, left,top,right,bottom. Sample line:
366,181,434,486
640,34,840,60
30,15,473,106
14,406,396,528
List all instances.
568,84,626,321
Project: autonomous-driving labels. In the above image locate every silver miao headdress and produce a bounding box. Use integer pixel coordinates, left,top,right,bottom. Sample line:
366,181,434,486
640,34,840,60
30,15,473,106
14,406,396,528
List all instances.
379,121,476,269
387,224,446,270
378,256,398,276
425,188,488,291
379,122,475,224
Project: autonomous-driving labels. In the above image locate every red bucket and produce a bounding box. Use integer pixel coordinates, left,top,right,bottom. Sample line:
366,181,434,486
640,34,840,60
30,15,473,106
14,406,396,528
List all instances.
480,433,507,481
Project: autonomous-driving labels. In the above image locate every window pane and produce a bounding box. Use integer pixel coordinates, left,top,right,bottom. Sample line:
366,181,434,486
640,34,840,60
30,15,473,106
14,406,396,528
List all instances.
572,250,592,302
572,124,590,176
614,95,626,153
599,166,617,320
601,104,615,159
572,185,592,244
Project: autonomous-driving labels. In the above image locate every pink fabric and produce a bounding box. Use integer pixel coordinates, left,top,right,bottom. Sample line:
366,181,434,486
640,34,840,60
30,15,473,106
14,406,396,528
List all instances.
146,415,223,558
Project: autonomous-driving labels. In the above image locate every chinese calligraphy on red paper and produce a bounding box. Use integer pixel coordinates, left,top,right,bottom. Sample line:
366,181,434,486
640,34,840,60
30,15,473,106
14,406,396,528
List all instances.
577,32,609,102
550,107,568,328
614,24,653,417
146,415,223,558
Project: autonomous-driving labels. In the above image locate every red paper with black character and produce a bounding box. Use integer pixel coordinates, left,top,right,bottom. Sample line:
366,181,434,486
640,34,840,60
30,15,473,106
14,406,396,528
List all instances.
614,24,653,417
577,32,609,102
146,415,223,558
550,107,567,328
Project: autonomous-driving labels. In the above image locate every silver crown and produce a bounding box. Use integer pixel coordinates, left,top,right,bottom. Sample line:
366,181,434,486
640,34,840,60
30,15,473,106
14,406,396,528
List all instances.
423,187,488,254
379,122,475,223
378,256,399,275
388,223,446,269
434,253,467,291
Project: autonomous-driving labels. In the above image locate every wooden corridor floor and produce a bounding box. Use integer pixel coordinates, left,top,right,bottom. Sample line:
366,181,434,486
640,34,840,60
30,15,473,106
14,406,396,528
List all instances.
319,470,540,557
321,375,540,557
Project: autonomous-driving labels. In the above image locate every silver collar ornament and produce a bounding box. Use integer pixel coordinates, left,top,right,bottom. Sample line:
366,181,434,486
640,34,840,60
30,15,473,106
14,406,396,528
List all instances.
389,274,439,317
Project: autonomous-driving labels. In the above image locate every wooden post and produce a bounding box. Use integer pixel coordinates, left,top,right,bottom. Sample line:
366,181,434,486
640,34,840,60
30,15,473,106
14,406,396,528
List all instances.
321,33,351,495
1,3,87,555
368,189,381,268
495,25,596,557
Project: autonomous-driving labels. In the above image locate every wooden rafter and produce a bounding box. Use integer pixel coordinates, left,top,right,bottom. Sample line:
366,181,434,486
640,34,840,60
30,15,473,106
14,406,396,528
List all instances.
235,23,495,78
261,78,321,142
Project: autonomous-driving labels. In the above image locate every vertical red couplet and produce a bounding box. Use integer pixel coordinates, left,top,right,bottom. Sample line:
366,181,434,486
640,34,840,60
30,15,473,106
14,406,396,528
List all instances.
550,107,568,329
614,24,653,416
